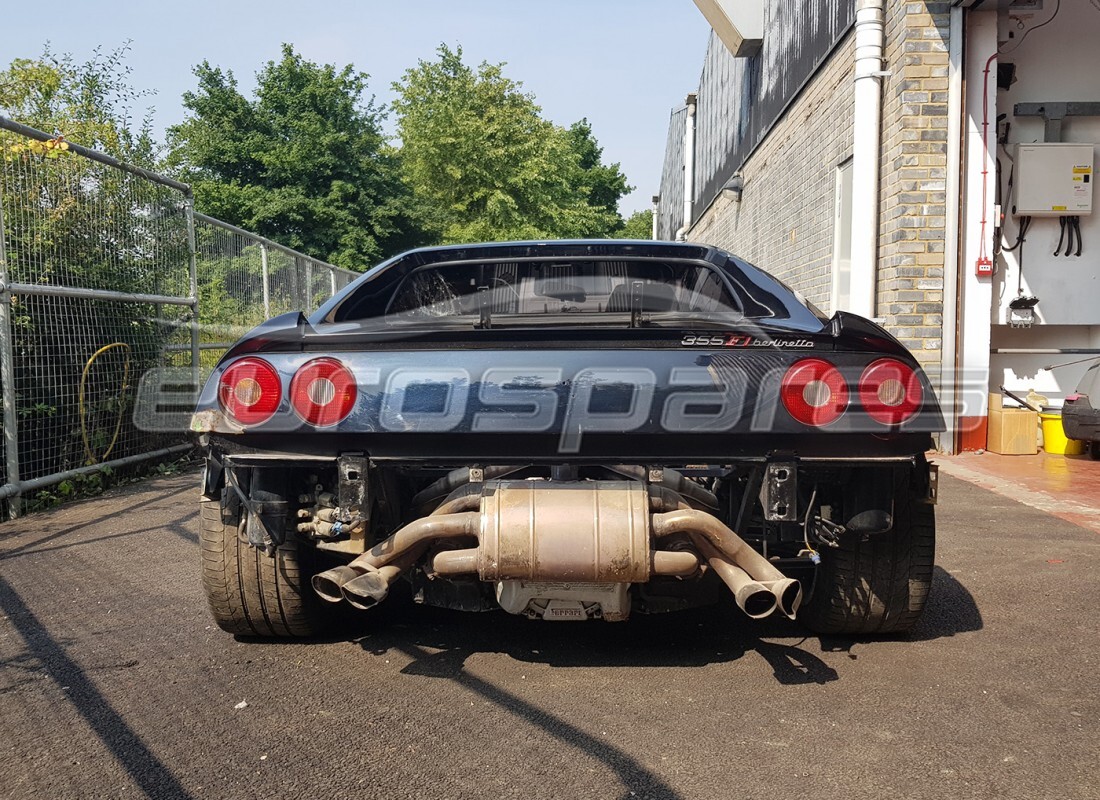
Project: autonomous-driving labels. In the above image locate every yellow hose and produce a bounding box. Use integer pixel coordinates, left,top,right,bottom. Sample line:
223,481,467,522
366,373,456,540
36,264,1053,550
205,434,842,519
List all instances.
79,342,131,465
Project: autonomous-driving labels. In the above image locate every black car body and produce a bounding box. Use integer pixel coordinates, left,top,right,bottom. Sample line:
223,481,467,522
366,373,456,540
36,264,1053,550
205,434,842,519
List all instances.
1062,358,1100,458
194,241,943,637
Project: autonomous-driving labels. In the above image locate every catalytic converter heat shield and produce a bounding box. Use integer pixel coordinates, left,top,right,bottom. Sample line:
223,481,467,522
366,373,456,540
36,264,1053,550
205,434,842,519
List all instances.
477,480,651,583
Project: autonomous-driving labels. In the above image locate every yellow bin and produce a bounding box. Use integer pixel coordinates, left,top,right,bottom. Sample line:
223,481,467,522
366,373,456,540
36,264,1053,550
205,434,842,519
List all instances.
1039,410,1087,455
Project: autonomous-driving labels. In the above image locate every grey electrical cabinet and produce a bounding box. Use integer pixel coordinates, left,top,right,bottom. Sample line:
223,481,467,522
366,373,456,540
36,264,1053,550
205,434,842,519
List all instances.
1014,143,1094,217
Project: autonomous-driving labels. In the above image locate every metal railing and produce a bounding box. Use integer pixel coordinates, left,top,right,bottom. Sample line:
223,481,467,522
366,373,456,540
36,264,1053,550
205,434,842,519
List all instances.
0,116,359,517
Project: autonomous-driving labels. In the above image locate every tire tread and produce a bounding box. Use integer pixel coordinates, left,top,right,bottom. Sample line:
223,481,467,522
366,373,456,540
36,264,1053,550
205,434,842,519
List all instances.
200,495,323,638
799,467,935,636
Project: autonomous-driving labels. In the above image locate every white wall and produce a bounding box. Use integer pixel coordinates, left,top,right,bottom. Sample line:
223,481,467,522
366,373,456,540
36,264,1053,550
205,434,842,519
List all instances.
990,325,1100,399
991,1,1100,401
959,11,999,422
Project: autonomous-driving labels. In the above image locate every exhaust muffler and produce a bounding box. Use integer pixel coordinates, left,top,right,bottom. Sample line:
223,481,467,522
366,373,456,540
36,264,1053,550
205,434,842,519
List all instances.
312,479,802,622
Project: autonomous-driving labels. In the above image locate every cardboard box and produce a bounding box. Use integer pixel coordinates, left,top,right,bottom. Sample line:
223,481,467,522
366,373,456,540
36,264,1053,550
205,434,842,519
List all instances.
987,395,1038,455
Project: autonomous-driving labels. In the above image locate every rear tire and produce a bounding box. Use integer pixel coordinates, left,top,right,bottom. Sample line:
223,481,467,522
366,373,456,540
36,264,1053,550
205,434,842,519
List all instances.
200,491,326,637
798,467,935,636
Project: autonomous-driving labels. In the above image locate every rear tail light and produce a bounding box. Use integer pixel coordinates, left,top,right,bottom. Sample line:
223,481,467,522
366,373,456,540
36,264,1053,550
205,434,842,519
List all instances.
781,358,849,427
290,358,357,427
218,358,282,426
859,359,923,425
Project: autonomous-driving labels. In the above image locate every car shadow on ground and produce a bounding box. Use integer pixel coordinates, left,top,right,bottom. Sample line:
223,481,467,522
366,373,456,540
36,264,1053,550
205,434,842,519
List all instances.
364,600,830,680
240,566,983,800
909,565,984,639
816,565,984,656
328,567,980,800
326,563,983,685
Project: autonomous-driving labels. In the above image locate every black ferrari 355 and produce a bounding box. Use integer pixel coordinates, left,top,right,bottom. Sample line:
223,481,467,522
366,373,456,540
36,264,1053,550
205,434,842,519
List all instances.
192,240,942,637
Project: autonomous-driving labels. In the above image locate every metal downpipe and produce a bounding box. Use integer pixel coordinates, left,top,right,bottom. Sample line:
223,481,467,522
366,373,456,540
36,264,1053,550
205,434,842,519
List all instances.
939,5,966,453
677,93,697,241
410,466,526,509
610,465,719,511
850,0,886,319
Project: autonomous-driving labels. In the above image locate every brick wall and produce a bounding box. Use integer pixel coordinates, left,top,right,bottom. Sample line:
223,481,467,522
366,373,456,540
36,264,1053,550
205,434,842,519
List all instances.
688,32,856,313
686,2,953,383
877,1,952,383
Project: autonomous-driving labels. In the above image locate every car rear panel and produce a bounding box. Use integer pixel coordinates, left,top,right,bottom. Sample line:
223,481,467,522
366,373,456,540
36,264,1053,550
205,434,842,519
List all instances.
196,342,942,462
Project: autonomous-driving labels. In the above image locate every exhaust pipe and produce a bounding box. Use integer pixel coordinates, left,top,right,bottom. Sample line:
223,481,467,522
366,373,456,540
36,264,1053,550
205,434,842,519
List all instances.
411,466,527,510
652,508,803,619
312,565,360,604
312,511,480,606
314,480,799,621
428,483,483,516
695,539,776,619
341,565,404,610
610,465,719,510
764,578,803,620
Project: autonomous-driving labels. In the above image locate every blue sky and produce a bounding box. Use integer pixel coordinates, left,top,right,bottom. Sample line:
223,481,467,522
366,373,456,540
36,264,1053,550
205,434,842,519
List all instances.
1,0,711,214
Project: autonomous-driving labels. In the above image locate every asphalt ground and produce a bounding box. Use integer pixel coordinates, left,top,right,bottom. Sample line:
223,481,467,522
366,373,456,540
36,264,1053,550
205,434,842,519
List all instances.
0,471,1097,800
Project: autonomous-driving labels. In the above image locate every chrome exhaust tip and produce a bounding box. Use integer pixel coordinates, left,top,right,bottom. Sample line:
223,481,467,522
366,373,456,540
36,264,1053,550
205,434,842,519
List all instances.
769,578,803,620
734,582,779,620
311,565,360,603
340,570,393,611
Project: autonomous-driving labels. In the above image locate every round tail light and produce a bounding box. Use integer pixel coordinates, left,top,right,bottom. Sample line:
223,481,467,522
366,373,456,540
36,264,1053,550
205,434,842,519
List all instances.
860,359,923,425
218,358,282,426
290,358,357,427
781,358,849,427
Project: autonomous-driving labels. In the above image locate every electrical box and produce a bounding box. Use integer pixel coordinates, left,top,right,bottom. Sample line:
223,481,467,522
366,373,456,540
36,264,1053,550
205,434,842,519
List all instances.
1014,143,1094,217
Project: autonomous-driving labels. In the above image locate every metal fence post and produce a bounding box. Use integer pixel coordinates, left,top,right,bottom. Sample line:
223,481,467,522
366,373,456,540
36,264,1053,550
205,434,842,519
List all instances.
184,196,200,392
0,177,21,518
329,266,336,297
260,243,271,318
305,260,313,310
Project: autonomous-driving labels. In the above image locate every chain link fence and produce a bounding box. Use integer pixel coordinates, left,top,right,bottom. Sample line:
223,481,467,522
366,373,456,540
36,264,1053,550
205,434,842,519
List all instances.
188,213,358,369
0,116,359,517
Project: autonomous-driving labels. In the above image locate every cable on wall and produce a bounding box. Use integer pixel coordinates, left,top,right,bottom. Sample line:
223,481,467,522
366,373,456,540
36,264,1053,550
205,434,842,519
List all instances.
1000,0,1061,54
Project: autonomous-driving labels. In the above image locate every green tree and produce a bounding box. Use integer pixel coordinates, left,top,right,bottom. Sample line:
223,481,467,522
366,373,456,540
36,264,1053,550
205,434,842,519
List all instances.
0,43,156,163
616,209,653,240
391,45,627,243
166,45,423,269
565,119,632,236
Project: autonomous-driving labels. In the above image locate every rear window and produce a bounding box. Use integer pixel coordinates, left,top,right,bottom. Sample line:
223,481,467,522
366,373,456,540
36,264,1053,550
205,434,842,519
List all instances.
319,248,828,331
385,260,742,321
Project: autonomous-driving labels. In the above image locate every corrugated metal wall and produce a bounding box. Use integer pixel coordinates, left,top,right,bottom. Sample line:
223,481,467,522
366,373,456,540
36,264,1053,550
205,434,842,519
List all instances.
693,30,759,235
659,0,854,237
657,105,688,240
